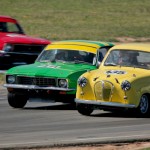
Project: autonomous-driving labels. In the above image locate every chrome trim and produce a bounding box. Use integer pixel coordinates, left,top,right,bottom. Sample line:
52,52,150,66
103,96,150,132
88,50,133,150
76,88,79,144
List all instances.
0,51,5,53
94,80,114,101
3,84,75,91
75,99,136,108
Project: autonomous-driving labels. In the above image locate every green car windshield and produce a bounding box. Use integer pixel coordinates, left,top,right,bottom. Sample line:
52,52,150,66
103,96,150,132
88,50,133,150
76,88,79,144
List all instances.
36,49,95,65
104,50,150,70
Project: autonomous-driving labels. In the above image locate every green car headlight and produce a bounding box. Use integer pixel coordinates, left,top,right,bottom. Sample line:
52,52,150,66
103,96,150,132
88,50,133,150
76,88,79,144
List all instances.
58,79,68,88
78,77,87,87
121,80,131,91
7,75,15,84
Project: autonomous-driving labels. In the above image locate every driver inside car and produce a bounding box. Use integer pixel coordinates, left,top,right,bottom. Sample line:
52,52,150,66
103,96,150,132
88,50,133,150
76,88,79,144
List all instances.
56,51,68,61
117,51,138,65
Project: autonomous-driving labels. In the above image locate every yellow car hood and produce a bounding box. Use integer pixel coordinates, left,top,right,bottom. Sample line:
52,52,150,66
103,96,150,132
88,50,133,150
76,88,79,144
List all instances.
86,67,150,83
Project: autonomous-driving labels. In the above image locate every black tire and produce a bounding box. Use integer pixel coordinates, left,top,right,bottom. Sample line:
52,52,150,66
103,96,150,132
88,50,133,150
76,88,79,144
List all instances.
8,92,28,108
136,94,150,117
76,103,93,116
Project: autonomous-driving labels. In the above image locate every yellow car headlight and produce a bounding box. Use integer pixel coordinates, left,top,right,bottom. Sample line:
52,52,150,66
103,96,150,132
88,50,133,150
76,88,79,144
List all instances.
121,80,131,91
78,77,87,88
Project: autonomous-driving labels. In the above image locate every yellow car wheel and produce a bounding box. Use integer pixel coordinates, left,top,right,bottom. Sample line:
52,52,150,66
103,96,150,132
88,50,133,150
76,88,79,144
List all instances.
137,94,150,117
76,103,93,116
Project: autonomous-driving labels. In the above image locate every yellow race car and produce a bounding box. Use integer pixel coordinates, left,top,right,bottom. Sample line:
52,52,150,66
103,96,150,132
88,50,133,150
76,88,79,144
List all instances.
75,43,150,117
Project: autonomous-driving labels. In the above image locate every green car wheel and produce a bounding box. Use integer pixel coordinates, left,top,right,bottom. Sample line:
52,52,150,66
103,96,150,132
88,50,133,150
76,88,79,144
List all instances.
8,93,28,108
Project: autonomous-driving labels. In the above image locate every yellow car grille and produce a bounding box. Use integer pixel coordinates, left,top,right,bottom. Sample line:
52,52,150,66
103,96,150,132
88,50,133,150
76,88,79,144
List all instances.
94,81,114,101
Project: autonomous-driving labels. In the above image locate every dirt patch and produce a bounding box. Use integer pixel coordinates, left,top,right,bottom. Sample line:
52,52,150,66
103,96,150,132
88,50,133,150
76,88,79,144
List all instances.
0,72,5,85
116,37,150,43
21,142,150,150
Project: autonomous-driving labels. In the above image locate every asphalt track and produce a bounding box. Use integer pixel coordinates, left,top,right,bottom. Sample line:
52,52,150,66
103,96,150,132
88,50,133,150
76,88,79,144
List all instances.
0,85,150,149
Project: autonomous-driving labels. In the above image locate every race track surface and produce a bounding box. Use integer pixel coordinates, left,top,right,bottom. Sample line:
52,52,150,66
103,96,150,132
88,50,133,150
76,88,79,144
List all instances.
0,86,150,149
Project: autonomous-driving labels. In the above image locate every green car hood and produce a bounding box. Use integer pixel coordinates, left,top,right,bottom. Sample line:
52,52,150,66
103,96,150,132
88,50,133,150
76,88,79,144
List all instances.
7,62,96,78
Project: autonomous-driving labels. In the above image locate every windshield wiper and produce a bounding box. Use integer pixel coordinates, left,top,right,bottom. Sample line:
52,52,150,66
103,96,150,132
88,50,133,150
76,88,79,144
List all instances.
55,59,68,63
73,60,87,64
105,63,117,66
39,60,50,63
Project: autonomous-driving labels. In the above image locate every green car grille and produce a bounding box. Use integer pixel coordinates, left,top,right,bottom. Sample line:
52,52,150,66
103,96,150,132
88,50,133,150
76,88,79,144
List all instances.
17,76,56,87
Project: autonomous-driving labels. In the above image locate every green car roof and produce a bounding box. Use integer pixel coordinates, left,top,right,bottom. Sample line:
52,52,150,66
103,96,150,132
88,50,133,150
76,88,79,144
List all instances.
52,40,114,47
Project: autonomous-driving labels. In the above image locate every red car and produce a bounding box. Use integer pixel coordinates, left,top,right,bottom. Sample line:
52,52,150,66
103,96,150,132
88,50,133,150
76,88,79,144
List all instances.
0,15,51,69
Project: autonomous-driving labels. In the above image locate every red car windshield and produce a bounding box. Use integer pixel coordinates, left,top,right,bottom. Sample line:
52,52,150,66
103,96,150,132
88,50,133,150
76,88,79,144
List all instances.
0,20,24,34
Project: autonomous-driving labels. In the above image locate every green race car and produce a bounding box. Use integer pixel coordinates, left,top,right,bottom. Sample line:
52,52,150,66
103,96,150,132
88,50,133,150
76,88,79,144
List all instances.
4,40,114,108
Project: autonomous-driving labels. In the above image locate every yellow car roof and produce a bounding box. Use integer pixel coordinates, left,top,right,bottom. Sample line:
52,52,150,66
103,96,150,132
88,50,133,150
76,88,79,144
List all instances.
45,40,114,54
111,43,150,52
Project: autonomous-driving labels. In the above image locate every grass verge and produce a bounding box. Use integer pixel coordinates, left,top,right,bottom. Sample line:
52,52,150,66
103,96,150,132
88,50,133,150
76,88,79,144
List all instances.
0,0,150,41
0,74,5,85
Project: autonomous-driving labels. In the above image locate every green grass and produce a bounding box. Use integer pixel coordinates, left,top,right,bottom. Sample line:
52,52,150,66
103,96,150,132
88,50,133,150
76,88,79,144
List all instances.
0,0,150,41
141,148,150,150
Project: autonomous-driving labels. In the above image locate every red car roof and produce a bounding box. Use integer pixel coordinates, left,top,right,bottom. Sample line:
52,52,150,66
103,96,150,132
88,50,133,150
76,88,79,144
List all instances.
0,15,17,23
